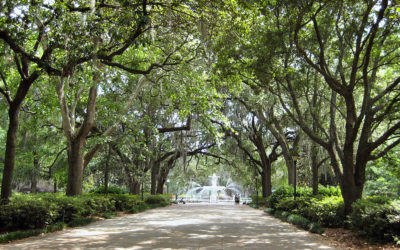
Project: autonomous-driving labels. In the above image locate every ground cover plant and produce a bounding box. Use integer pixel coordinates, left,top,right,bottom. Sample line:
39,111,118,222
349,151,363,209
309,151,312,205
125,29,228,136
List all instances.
0,193,171,243
261,186,399,244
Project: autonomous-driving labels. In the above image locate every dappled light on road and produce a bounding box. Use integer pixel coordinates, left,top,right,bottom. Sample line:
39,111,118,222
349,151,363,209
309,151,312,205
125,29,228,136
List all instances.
1,204,337,249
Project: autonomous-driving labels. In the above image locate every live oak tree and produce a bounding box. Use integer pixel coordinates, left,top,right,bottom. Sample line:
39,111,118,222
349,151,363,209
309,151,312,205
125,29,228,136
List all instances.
260,0,400,213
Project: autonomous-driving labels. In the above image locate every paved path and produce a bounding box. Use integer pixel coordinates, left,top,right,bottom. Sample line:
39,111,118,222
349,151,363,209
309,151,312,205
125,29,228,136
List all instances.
1,204,337,249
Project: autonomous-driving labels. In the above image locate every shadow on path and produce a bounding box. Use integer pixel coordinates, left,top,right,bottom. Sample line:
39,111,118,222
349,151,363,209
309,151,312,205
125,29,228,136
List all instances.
0,204,337,249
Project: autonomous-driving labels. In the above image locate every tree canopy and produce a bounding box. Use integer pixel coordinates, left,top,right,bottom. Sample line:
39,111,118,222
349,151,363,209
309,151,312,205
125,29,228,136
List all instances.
1,0,399,213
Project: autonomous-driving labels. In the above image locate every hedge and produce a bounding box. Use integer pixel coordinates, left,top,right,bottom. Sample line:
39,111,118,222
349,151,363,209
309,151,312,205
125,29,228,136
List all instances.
262,186,399,244
0,193,170,232
349,196,400,243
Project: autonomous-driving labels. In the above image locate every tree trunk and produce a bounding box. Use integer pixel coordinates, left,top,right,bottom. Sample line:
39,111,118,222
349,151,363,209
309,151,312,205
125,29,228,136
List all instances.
341,179,363,215
57,80,97,196
30,151,39,193
260,170,272,198
156,167,169,194
66,139,85,196
1,108,20,201
156,179,164,194
311,143,319,195
0,68,39,201
104,144,111,194
128,176,140,195
53,180,57,193
283,154,294,186
150,160,159,195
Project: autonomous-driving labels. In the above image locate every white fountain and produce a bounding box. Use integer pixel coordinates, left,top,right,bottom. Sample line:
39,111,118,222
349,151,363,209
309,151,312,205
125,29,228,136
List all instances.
185,174,242,203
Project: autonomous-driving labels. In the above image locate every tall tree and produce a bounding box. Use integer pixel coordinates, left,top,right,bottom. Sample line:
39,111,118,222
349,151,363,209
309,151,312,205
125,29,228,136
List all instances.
265,0,400,213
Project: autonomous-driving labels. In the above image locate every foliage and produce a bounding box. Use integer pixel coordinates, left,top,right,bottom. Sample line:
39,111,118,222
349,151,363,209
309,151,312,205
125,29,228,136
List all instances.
249,203,260,209
364,154,400,197
126,204,149,214
304,196,346,228
0,193,169,232
144,194,170,205
264,207,275,214
265,209,325,234
270,191,400,243
250,194,268,206
67,217,97,228
109,194,143,211
89,186,128,194
308,222,325,234
0,195,58,230
349,197,400,243
317,185,341,197
266,185,294,209
272,192,345,227
286,214,311,230
275,196,313,216
0,222,66,244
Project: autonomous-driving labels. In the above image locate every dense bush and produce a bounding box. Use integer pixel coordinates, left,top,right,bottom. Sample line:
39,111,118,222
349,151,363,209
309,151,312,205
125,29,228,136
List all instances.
349,197,400,243
0,222,66,244
304,196,345,227
275,196,312,216
0,192,170,232
144,194,170,205
250,195,268,206
83,195,116,215
267,186,293,209
89,185,128,194
274,195,345,227
264,208,275,214
287,214,311,229
266,185,342,210
308,222,325,234
0,196,58,230
317,185,341,197
263,185,398,243
109,194,143,211
266,209,325,234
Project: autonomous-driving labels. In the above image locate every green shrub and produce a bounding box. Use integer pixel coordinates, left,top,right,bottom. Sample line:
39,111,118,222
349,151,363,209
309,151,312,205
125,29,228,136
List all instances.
304,196,345,227
274,210,290,220
273,210,285,218
36,194,87,222
287,214,311,229
264,208,275,214
267,186,293,209
148,201,170,208
296,187,313,197
127,204,150,214
250,195,268,206
101,212,117,219
308,222,325,234
0,222,66,244
0,229,43,243
82,195,116,215
67,217,97,227
89,185,128,194
273,195,345,227
349,197,400,243
318,185,341,197
144,194,169,204
281,211,291,220
275,196,313,217
249,203,260,209
0,195,58,230
109,194,142,211
0,192,170,235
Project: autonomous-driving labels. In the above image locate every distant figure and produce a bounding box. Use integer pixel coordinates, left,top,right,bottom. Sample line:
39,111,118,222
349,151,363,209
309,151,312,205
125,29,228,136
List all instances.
234,194,240,204
179,197,186,204
176,193,178,200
